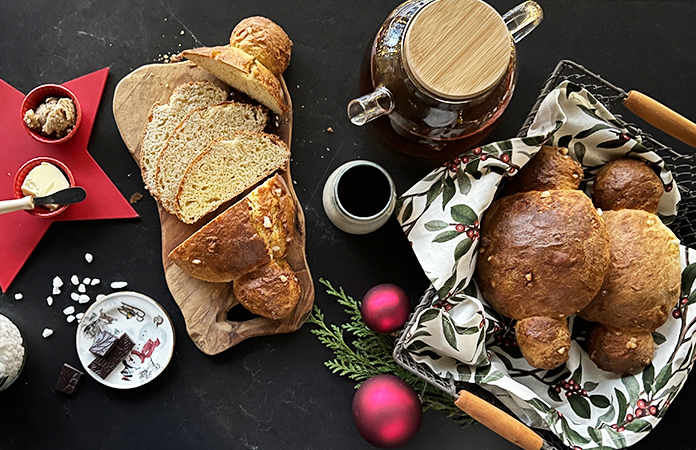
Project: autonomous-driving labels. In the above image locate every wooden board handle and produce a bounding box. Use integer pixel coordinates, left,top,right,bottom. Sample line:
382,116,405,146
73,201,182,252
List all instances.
623,90,696,149
0,196,33,215
454,390,545,450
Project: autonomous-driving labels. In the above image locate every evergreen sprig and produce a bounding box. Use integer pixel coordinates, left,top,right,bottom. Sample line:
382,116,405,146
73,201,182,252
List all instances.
307,278,475,425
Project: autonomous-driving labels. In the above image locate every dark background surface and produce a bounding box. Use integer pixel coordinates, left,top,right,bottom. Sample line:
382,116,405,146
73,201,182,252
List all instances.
1,0,695,449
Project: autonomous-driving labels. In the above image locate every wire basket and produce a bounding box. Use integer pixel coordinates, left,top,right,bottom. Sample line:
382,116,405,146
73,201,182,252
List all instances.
393,59,696,449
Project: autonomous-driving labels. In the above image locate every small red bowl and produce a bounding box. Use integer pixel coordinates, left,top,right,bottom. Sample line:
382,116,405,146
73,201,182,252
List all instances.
20,84,82,144
13,157,76,218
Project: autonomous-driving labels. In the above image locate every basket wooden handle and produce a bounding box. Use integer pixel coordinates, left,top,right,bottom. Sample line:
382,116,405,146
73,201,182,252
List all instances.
623,90,696,149
454,390,545,450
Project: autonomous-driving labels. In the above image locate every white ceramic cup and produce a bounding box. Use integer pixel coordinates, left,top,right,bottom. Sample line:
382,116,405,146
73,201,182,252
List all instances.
322,160,397,235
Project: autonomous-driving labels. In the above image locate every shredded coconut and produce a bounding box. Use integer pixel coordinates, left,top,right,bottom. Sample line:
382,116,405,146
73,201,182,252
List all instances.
0,315,25,384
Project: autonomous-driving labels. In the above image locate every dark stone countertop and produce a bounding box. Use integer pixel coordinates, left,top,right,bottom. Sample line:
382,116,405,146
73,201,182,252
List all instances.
1,1,695,449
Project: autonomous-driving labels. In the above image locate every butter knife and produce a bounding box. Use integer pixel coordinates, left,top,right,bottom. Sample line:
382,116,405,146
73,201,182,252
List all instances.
0,187,87,215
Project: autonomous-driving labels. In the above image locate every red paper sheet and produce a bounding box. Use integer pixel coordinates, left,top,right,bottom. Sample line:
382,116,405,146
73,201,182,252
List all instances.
0,68,138,292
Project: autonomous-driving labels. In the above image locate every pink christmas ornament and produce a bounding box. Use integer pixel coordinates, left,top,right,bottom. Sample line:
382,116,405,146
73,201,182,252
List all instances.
352,374,422,448
361,284,411,334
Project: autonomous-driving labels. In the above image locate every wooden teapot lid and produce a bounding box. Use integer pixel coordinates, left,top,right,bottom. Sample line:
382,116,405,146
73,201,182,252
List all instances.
404,0,511,101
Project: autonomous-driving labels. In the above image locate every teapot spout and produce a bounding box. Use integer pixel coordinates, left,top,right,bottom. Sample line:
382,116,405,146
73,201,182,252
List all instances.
348,86,394,126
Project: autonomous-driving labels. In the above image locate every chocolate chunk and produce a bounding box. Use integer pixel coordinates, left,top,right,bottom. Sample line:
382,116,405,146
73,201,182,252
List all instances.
56,363,83,394
87,333,135,379
89,330,118,357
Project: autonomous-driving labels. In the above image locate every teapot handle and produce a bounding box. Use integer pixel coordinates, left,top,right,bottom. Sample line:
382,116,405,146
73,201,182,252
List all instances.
503,1,543,44
348,86,395,126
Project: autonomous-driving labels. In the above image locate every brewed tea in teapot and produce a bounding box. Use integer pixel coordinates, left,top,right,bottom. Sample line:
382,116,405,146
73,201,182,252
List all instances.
348,0,542,157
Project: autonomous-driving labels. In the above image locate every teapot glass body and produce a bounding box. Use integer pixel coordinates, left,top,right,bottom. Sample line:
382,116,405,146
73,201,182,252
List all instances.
348,0,542,155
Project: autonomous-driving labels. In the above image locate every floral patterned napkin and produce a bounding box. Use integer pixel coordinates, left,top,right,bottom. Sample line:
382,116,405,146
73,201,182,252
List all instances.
396,81,691,449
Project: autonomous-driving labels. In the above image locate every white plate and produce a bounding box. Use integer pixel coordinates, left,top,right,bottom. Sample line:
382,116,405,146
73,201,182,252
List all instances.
76,291,175,389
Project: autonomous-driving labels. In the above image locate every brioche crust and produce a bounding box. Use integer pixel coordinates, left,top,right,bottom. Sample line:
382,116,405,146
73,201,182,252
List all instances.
592,158,664,213
579,209,680,331
587,325,654,375
233,259,300,320
476,189,610,320
168,174,295,283
515,316,571,369
230,17,292,77
503,146,583,196
182,45,289,114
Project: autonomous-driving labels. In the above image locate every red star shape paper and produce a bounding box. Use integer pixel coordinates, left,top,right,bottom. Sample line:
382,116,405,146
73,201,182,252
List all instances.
0,68,138,292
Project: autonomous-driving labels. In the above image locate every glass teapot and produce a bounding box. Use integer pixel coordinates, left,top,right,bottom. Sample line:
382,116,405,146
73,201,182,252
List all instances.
348,0,542,155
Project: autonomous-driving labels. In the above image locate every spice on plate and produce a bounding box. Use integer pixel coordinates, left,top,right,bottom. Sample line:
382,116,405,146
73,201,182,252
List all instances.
24,97,77,138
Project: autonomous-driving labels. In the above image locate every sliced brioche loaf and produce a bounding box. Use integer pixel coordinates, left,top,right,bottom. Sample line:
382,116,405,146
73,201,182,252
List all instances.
175,131,290,224
168,174,295,282
182,45,289,115
140,81,228,192
153,101,268,212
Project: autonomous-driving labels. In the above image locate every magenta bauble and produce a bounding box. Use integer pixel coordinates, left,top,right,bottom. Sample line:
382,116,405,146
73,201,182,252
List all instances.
361,284,411,334
352,374,422,448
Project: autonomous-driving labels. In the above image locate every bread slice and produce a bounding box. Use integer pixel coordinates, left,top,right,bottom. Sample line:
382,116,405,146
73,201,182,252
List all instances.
140,81,228,192
153,101,268,212
168,174,295,282
182,45,289,115
175,131,290,224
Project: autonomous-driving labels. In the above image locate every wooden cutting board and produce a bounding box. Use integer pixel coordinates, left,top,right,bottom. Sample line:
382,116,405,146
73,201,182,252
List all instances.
112,60,314,355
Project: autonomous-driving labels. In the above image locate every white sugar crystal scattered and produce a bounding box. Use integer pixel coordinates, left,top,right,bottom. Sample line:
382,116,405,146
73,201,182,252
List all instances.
63,306,75,316
90,278,100,286
96,294,105,301
83,277,91,285
14,293,22,301
42,328,53,338
110,281,128,289
66,315,76,323
46,296,53,306
71,275,79,285
85,253,93,263
78,284,86,293
70,292,80,301
78,294,90,304
52,276,63,287
76,312,84,320
52,286,61,296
